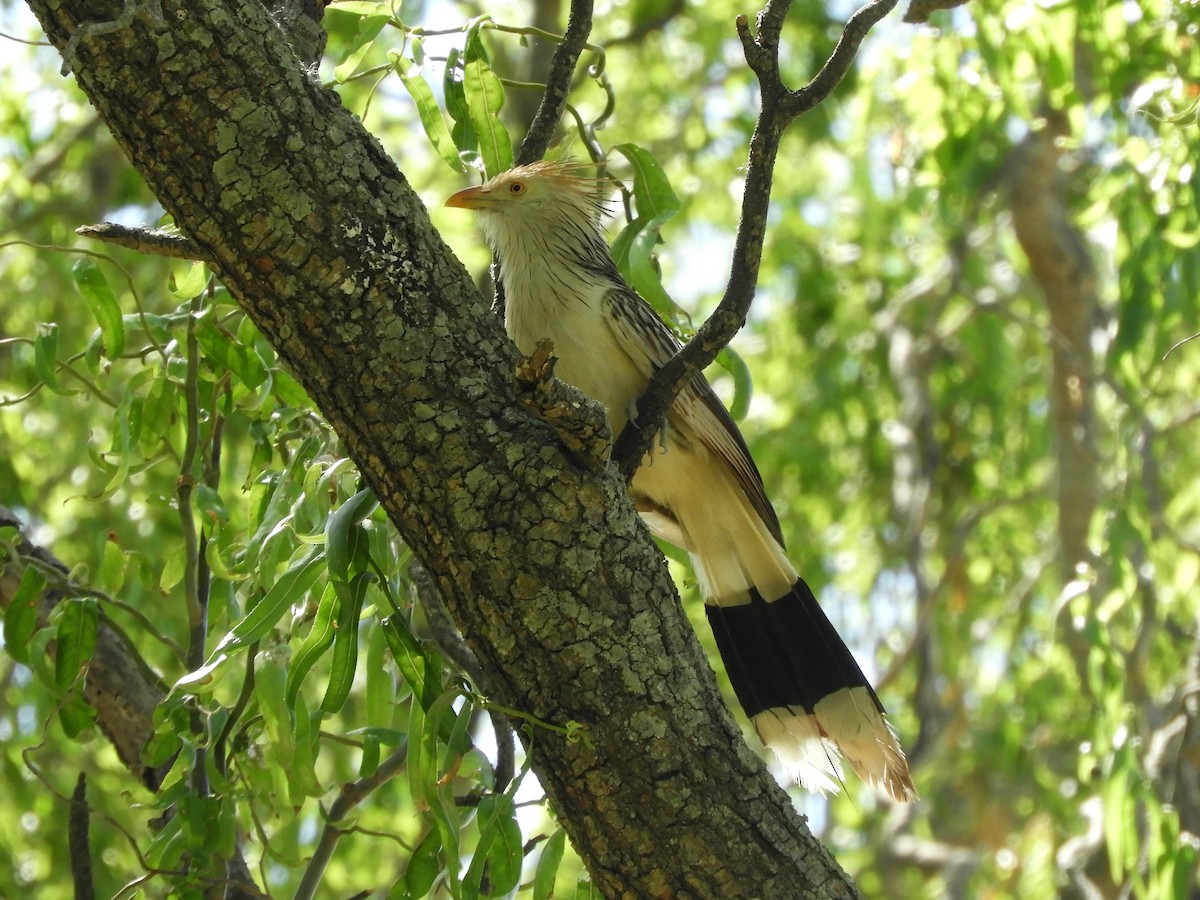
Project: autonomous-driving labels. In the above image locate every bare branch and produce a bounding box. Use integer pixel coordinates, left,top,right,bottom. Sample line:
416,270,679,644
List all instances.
69,774,96,900
293,745,411,900
412,561,517,792
903,0,972,25
613,0,898,477
1008,109,1099,580
517,0,595,166
76,222,207,260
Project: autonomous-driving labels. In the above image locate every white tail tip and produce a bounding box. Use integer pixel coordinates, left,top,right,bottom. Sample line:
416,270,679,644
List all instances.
753,688,917,803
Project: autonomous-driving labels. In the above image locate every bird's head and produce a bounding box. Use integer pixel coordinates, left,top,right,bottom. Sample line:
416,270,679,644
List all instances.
445,160,609,230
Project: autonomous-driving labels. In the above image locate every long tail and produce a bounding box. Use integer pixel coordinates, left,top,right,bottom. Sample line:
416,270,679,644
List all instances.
706,579,916,802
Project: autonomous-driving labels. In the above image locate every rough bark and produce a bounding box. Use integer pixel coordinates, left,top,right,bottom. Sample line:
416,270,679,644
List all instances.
22,0,856,895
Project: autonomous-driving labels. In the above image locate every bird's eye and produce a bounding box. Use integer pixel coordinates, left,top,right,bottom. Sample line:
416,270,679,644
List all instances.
509,182,525,195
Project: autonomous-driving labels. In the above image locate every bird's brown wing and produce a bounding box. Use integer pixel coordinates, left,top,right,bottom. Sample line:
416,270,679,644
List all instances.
605,288,784,546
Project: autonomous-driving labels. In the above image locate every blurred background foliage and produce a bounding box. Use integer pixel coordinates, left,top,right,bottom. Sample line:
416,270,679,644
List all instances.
2,0,1199,896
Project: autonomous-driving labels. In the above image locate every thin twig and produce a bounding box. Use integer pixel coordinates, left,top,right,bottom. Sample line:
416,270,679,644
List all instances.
69,773,96,900
412,561,517,791
611,0,898,476
179,292,209,799
292,744,411,900
517,0,594,166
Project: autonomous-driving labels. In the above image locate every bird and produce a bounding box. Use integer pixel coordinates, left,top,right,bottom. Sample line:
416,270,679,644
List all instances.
446,159,915,802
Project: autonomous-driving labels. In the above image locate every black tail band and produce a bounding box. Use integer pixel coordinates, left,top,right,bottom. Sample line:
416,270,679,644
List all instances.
705,579,882,719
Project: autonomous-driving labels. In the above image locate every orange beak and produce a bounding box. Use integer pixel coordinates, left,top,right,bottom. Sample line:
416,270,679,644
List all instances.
445,185,489,209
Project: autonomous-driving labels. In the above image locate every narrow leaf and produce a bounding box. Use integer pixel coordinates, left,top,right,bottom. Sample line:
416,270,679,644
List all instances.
288,695,324,803
614,143,681,221
382,614,439,710
399,829,443,898
325,487,378,581
169,260,210,300
320,573,371,714
72,258,125,359
716,347,753,421
533,829,567,900
258,653,295,771
467,795,522,896
390,52,466,173
34,322,69,394
54,597,98,693
365,620,393,726
286,582,340,706
334,13,390,82
462,26,512,176
214,547,324,653
4,566,45,666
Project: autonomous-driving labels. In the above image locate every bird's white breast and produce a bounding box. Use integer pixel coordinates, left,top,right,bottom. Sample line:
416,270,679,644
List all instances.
503,260,649,436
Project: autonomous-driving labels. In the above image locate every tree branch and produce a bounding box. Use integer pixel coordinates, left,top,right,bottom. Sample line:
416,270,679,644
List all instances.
69,773,96,900
22,0,861,892
613,0,899,477
293,744,410,900
516,0,594,165
76,222,206,260
1008,107,1098,580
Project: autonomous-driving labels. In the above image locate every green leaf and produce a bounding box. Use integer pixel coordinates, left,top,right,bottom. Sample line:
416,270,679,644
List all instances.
258,652,295,771
144,693,189,767
97,537,127,595
334,13,390,83
381,613,439,711
614,143,680,222
533,829,567,900
72,258,125,360
169,260,210,299
213,546,324,654
53,597,98,693
137,372,177,457
159,547,186,594
3,566,45,666
123,311,172,347
145,807,184,870
194,309,268,391
408,691,463,895
34,322,70,395
466,795,523,897
320,572,371,714
359,732,380,777
443,46,473,140
327,0,389,14
96,389,135,500
398,829,443,899
364,620,393,725
325,487,378,581
194,482,229,525
716,347,753,421
286,582,339,706
288,694,324,803
56,598,99,740
625,211,684,318
390,52,466,174
611,145,683,319
271,369,311,408
462,25,512,177
440,695,475,776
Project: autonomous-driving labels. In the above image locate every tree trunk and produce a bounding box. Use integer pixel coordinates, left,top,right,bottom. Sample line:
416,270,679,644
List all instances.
23,0,857,895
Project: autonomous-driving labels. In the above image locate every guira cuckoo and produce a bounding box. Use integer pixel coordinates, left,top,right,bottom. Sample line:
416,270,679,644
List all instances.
447,161,914,801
